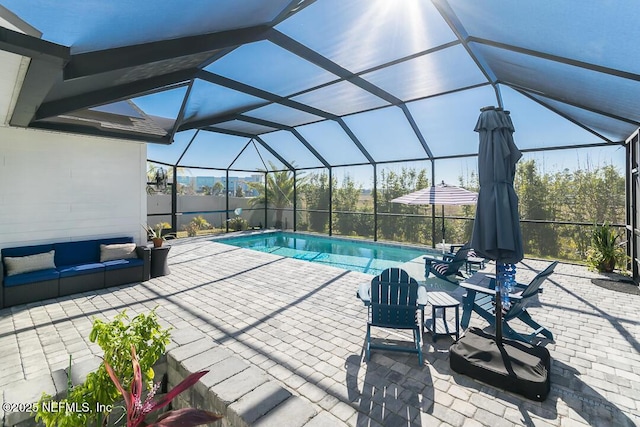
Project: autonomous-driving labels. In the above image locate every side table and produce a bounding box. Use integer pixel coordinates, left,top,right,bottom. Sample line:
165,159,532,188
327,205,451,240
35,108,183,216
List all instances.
424,291,460,342
150,246,171,278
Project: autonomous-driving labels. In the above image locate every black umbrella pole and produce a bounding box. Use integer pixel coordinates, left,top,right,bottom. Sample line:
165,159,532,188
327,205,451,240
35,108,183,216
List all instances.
495,263,503,344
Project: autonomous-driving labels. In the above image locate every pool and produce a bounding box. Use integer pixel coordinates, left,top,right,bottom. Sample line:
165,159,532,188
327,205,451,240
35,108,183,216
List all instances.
216,231,439,275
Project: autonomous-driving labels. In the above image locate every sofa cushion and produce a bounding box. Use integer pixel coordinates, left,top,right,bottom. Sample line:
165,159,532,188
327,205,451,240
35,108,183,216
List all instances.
58,263,105,278
100,237,134,246
103,258,144,271
4,250,56,276
100,243,137,262
54,237,135,266
55,240,100,266
4,268,60,287
2,243,54,259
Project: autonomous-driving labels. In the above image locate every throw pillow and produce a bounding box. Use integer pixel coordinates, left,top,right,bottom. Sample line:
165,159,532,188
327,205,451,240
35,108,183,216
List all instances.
4,250,56,276
100,243,137,262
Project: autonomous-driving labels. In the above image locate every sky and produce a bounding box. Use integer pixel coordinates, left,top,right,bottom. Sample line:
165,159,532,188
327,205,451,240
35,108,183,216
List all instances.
150,143,626,192
146,81,626,189
2,0,630,190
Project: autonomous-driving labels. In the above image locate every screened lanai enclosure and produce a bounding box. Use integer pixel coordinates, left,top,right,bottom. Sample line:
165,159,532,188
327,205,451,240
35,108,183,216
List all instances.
2,1,640,280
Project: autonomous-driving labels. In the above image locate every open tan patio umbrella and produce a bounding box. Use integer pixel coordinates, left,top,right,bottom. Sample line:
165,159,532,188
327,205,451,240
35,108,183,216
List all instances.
390,181,478,243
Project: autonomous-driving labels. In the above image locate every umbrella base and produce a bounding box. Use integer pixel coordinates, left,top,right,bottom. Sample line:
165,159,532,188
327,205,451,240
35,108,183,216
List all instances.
450,328,551,401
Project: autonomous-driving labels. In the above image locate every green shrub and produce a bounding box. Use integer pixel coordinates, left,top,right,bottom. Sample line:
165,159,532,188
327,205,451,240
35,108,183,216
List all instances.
35,309,171,427
586,222,627,272
184,215,211,237
228,217,248,231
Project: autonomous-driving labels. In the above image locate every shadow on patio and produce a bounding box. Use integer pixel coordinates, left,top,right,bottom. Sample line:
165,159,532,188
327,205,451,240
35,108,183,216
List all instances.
1,239,639,426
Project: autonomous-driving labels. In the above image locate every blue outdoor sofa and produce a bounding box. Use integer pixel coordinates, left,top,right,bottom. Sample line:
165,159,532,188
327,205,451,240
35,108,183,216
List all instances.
0,237,150,308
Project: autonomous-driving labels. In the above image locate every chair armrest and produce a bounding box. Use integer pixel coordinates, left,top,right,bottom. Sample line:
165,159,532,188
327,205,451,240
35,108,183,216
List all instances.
136,245,151,259
136,246,151,281
460,282,498,295
423,256,443,265
461,281,524,300
357,282,371,306
417,286,428,307
509,292,524,300
513,282,543,293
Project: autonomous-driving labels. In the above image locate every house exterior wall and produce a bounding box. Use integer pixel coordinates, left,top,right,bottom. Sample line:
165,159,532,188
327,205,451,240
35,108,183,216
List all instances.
0,126,147,249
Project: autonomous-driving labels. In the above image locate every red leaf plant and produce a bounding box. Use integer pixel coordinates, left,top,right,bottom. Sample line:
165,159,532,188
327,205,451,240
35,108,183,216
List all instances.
104,345,222,427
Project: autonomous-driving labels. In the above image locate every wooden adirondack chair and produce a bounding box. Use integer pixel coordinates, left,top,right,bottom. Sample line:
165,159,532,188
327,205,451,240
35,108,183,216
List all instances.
460,261,558,344
424,243,472,283
366,268,423,366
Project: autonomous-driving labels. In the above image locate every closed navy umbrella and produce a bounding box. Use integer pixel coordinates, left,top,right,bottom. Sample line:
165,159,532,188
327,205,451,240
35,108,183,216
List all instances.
471,106,524,342
471,107,524,264
449,107,551,401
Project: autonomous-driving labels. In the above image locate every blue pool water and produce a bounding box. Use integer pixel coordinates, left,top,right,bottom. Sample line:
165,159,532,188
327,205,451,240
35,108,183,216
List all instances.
217,232,437,275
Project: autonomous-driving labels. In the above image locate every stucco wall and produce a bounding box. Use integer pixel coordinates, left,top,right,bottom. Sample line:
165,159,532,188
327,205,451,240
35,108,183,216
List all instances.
147,194,294,230
0,126,147,249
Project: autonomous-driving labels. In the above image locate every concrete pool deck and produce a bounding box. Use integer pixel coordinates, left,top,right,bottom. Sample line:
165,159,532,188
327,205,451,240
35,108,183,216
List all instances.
1,236,639,426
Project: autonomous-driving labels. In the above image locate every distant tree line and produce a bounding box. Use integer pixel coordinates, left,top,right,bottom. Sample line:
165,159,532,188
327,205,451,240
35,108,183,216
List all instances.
245,159,625,263
298,168,433,242
514,160,625,260
304,161,624,261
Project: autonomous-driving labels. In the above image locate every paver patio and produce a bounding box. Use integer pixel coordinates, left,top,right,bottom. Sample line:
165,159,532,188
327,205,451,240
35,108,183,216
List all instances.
1,236,639,426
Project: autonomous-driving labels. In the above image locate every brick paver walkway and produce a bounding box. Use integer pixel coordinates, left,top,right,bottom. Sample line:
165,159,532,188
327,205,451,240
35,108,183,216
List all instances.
1,236,639,426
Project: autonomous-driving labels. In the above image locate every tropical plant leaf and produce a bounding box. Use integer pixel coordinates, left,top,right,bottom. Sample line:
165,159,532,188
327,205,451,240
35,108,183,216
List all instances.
103,360,131,410
130,345,143,404
147,371,209,413
149,408,222,427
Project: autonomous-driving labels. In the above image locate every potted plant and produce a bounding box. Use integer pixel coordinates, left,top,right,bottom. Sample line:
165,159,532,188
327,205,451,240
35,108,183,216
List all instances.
586,222,627,273
144,223,171,247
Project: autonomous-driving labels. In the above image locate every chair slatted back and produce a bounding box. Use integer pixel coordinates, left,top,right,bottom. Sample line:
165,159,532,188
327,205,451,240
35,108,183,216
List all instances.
370,268,419,328
506,261,558,318
438,242,471,276
452,243,472,263
439,244,471,275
